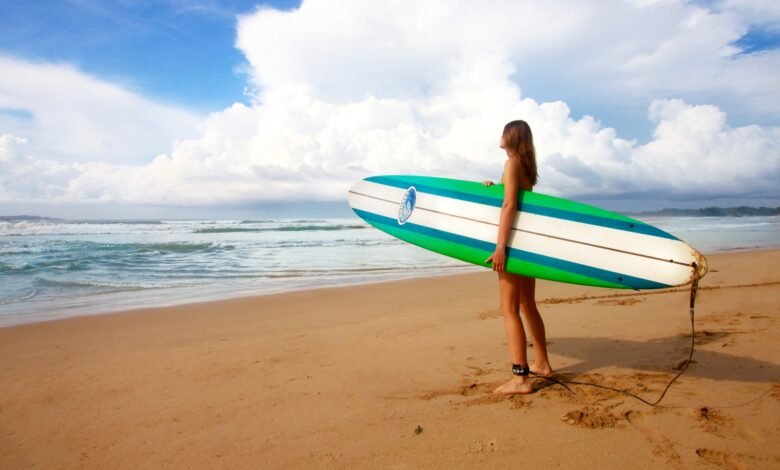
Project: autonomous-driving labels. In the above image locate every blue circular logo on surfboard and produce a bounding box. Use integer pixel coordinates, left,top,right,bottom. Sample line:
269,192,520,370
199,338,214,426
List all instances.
398,186,416,225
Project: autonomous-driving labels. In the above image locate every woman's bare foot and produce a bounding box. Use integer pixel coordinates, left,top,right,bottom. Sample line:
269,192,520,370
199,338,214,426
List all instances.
493,376,533,395
531,362,554,377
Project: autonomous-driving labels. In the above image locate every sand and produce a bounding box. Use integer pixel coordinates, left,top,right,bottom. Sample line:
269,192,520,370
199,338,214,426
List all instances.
1,249,779,469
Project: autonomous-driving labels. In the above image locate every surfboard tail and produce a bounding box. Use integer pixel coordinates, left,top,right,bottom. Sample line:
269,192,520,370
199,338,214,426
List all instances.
693,250,709,282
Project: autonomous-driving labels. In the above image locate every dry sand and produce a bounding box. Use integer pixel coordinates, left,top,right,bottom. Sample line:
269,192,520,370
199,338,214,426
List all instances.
1,249,779,469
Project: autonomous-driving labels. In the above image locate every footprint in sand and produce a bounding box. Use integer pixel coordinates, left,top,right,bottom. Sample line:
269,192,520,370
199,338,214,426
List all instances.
694,405,767,443
466,365,494,377
770,384,780,401
468,438,498,454
696,448,780,469
695,448,744,469
477,309,500,320
687,329,749,349
693,406,732,437
559,406,621,429
692,330,730,345
625,410,682,465
419,381,530,409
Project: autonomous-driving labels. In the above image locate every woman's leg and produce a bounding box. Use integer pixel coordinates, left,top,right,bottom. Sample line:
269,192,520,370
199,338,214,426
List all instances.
519,276,553,376
498,271,527,364
494,272,533,394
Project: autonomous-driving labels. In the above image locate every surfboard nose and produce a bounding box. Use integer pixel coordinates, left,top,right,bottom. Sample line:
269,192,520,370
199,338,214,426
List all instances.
346,180,362,212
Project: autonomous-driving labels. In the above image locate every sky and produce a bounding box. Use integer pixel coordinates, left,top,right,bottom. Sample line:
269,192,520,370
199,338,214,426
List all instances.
0,0,779,219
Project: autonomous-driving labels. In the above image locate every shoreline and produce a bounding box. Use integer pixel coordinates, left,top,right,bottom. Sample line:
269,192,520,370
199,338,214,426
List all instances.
3,245,779,329
1,249,779,468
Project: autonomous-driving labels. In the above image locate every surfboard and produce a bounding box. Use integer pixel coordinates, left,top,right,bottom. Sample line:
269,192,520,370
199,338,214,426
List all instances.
347,175,708,289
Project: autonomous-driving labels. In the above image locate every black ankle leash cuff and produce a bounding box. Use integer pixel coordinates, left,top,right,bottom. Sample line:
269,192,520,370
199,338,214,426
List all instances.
512,364,529,376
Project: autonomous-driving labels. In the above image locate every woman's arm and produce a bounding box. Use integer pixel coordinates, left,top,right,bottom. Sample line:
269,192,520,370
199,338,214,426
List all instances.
485,159,520,271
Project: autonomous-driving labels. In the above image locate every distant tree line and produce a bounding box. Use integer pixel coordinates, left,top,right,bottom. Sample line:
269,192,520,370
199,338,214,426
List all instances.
636,206,780,217
0,215,64,221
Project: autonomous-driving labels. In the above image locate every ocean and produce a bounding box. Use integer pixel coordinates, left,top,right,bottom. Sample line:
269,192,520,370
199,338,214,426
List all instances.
1,215,778,327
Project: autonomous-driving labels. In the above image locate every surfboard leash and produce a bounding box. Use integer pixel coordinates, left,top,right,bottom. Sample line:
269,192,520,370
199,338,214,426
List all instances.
532,262,700,407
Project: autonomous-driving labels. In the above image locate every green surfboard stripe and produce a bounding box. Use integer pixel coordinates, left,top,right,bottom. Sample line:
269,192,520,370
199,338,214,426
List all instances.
369,218,625,289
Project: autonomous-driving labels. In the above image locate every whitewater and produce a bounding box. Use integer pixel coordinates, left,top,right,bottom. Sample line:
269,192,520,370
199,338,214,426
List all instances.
1,215,778,326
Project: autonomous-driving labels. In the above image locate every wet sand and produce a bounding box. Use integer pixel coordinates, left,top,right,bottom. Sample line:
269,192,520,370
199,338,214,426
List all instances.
1,249,779,468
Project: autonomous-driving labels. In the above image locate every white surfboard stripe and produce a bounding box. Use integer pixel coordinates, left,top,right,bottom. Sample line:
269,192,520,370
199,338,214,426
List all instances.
422,190,696,266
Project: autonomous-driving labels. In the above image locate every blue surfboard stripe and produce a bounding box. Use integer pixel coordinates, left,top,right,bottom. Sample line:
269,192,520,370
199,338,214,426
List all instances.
366,176,677,240
353,208,670,290
367,175,504,206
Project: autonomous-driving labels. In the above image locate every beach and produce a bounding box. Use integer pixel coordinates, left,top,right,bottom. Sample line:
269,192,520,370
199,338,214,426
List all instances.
1,248,779,468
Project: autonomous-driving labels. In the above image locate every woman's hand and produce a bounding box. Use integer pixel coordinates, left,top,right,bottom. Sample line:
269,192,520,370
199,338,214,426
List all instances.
483,178,506,272
485,245,507,272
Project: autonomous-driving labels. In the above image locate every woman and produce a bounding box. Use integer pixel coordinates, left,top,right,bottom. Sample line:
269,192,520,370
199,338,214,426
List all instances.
484,120,553,395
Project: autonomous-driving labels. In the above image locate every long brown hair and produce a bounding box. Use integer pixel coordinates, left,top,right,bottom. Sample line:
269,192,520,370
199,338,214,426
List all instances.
502,120,538,186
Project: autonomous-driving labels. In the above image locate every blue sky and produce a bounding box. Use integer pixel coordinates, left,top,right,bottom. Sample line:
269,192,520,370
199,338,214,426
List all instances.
734,26,780,54
0,0,299,112
0,0,778,218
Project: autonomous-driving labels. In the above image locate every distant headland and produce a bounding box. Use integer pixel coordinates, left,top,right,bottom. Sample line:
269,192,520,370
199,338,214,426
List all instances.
631,206,780,217
0,215,65,222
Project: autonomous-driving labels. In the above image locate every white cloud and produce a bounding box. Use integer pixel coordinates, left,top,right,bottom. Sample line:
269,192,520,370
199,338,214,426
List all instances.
722,0,780,28
237,0,779,119
0,134,26,163
0,56,202,164
543,99,780,197
0,0,778,208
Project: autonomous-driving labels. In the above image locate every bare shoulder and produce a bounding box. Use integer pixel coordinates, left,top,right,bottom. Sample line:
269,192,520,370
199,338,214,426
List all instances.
503,158,531,190
503,158,523,178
